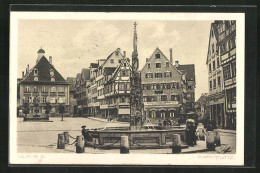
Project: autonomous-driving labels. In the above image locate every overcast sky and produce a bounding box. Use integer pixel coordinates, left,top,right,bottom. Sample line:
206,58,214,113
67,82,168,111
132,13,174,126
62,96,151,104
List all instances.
17,19,213,101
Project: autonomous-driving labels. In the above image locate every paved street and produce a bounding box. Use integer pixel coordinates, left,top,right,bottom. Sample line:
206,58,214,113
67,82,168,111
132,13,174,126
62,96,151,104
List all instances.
17,118,236,154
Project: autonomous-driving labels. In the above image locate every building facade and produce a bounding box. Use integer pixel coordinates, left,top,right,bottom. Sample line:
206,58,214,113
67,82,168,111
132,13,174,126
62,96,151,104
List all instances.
206,20,236,129
217,20,236,129
175,62,196,112
18,48,70,115
206,21,226,128
75,69,90,116
66,77,77,116
141,47,188,121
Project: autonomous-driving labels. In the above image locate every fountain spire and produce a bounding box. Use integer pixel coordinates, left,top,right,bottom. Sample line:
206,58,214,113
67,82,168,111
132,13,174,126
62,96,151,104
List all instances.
130,22,143,127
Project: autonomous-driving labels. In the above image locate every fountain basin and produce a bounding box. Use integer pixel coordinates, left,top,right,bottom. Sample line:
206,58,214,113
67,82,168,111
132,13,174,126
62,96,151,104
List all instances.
85,126,188,149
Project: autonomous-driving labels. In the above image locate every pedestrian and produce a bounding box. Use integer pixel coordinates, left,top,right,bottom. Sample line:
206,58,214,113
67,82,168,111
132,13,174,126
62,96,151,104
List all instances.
163,119,167,126
81,125,88,145
92,129,99,149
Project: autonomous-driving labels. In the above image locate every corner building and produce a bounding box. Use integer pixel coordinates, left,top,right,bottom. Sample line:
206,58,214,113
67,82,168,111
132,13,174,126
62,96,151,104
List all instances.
141,47,187,121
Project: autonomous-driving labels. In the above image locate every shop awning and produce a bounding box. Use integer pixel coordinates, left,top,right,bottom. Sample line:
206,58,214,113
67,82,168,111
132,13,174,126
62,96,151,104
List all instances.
118,109,130,115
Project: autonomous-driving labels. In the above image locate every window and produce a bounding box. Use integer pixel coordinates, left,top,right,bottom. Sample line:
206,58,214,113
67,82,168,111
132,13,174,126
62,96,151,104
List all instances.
231,61,236,77
50,69,54,77
176,83,179,89
155,73,162,78
118,60,121,63
121,70,129,76
110,59,114,63
58,86,64,92
209,63,212,72
24,85,30,92
24,97,29,103
162,83,166,89
42,97,47,103
167,83,171,89
212,44,214,53
119,83,125,90
120,97,125,103
161,95,167,101
164,72,172,77
218,76,221,86
58,97,65,103
51,77,55,82
223,65,231,79
155,63,161,68
156,84,160,90
171,95,179,101
34,69,38,75
51,86,56,92
50,97,56,103
213,79,216,89
229,37,236,49
155,53,160,59
213,61,216,70
210,81,212,90
145,73,153,78
33,86,38,92
148,63,150,68
146,84,151,90
217,57,220,67
166,62,169,67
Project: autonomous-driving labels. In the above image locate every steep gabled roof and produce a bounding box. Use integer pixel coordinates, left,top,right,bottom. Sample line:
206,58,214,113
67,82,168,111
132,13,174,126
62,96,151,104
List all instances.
20,56,69,85
206,22,220,64
140,47,183,75
81,68,90,81
109,57,131,81
176,64,195,81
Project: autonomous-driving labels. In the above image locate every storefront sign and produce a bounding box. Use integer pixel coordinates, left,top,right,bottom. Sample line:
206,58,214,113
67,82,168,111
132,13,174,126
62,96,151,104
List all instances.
144,101,179,106
119,105,130,108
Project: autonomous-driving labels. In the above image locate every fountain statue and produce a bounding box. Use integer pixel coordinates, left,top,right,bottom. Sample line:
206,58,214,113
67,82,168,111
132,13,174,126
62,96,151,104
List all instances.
84,22,188,149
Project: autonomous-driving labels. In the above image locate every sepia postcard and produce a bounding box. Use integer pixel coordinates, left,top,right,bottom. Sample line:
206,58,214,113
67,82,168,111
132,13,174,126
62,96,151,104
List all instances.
9,11,244,165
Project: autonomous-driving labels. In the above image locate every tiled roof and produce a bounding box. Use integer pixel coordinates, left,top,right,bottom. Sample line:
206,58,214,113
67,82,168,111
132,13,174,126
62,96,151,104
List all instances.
176,64,195,81
20,56,69,85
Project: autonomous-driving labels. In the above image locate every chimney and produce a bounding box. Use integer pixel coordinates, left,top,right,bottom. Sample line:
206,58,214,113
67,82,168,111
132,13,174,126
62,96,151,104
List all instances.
123,51,126,58
175,61,179,67
22,71,24,78
27,64,29,73
49,56,52,64
146,58,149,62
170,48,173,63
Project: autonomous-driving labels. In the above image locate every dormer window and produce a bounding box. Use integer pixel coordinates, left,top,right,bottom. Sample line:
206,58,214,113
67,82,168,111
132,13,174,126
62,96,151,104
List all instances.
50,69,54,77
166,62,169,67
34,69,38,76
50,69,55,81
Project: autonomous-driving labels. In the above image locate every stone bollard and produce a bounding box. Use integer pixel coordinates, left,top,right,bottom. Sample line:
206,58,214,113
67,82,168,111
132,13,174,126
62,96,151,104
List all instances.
206,131,215,151
213,129,221,146
57,133,65,149
120,136,129,154
198,128,205,141
76,135,85,153
172,134,182,153
64,131,69,144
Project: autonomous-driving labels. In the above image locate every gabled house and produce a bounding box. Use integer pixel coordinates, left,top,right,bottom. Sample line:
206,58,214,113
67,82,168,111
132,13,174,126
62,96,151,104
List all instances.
18,48,70,115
